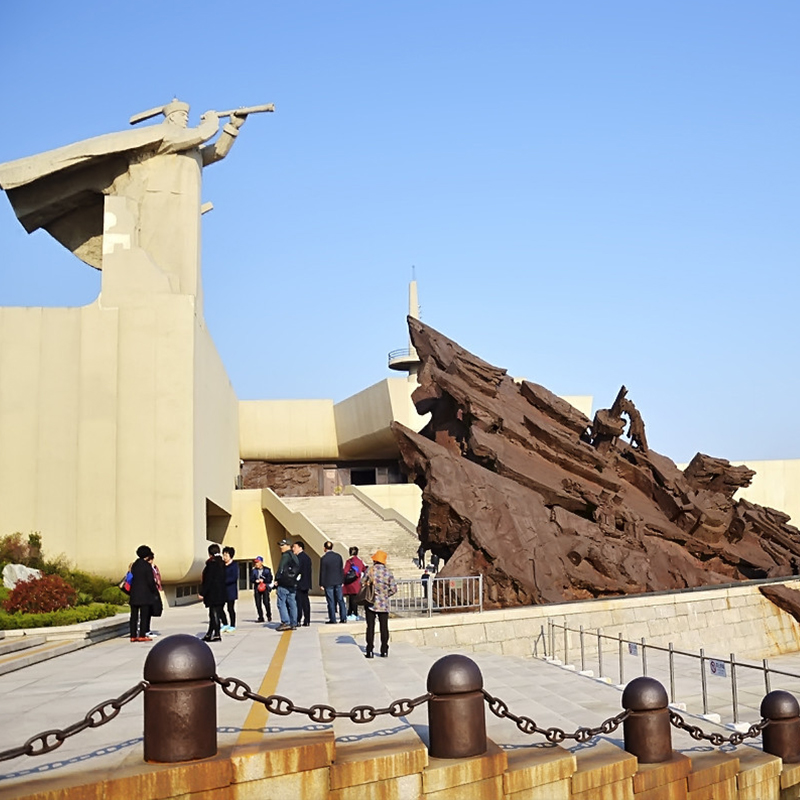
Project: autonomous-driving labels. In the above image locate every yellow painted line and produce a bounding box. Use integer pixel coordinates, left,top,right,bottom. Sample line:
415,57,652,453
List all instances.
237,630,293,745
0,641,64,665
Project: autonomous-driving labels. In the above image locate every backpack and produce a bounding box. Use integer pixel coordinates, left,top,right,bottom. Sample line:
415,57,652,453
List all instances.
277,557,300,588
119,570,133,595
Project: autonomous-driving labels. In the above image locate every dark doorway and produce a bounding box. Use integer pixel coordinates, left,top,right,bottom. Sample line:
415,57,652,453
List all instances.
350,468,377,486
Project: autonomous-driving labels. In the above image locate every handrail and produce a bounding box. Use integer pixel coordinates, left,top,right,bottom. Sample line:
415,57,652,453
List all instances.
542,618,795,727
391,575,483,616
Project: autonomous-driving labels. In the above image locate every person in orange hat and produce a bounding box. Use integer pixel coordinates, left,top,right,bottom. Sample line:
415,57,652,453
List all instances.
364,549,397,659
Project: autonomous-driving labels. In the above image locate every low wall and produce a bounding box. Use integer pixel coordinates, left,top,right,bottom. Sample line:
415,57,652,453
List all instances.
7,726,800,800
389,579,800,662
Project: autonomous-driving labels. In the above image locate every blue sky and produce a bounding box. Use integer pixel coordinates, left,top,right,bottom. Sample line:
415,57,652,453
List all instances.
1,2,797,464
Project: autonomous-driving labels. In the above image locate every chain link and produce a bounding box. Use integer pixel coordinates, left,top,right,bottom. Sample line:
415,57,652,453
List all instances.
669,710,769,746
213,675,431,723
482,688,630,743
0,681,147,763
1,670,771,765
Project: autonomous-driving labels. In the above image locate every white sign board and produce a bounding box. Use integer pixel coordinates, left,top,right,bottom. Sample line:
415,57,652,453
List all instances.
628,642,638,656
709,659,727,678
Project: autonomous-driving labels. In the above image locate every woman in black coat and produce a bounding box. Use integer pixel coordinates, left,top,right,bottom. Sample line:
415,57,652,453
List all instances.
129,545,159,642
199,544,227,642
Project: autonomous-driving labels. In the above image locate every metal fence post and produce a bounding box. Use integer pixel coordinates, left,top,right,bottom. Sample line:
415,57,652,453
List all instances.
597,629,603,679
700,648,708,716
622,677,672,763
618,632,624,685
764,658,772,695
730,653,738,724
668,643,675,704
564,620,569,666
641,638,647,677
427,577,434,616
580,625,586,672
478,574,483,613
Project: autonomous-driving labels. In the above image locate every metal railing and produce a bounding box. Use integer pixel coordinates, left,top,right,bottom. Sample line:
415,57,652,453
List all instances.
390,575,483,616
540,618,800,726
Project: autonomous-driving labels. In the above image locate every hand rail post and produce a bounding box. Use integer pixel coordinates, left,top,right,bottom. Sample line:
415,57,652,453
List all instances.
618,632,624,685
700,648,708,716
669,643,676,705
730,653,738,724
597,629,604,679
641,637,647,677
580,625,586,672
564,620,569,665
764,658,771,695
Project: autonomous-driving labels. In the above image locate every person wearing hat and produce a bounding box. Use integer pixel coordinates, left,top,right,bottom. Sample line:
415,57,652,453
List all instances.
129,545,159,642
363,550,397,659
251,556,273,623
274,539,299,631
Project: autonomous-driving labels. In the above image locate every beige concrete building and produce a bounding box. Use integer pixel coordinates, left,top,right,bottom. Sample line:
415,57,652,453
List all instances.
0,105,796,604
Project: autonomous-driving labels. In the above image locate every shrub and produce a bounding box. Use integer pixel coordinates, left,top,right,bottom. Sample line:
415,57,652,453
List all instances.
3,574,77,614
100,586,129,605
0,603,122,630
0,533,29,567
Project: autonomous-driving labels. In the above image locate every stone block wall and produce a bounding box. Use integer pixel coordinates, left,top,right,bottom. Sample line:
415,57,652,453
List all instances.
389,579,800,663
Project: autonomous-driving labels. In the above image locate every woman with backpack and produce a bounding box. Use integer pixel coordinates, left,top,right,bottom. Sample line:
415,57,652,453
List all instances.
343,546,365,620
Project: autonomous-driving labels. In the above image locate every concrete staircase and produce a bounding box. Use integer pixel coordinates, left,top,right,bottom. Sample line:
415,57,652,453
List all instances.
0,614,128,675
280,495,423,581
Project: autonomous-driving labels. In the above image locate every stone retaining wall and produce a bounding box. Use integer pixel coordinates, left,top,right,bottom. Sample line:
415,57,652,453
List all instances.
389,579,800,662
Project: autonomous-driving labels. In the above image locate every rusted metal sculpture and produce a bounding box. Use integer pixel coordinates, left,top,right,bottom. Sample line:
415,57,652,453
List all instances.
393,318,800,608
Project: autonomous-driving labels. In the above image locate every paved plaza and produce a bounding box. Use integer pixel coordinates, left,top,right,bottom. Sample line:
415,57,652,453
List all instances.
2,599,800,797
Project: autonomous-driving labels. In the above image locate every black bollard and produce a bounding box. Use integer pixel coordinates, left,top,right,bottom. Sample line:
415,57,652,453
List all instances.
427,654,486,758
622,676,672,763
761,691,800,763
143,634,217,763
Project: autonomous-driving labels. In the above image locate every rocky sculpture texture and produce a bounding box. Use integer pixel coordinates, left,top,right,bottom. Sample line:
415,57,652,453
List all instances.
392,318,800,608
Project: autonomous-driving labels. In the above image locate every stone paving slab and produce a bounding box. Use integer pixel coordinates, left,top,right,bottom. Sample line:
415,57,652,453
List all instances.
3,602,800,798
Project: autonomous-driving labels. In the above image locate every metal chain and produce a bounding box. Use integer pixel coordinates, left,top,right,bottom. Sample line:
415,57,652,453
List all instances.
0,681,147,763
669,710,769,746
482,689,630,743
213,675,431,723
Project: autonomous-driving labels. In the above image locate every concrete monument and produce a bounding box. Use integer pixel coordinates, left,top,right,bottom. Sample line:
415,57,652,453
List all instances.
0,102,272,587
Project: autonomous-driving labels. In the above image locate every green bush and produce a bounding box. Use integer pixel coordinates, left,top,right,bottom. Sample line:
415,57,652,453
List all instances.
0,603,122,630
1,532,125,604
100,586,129,605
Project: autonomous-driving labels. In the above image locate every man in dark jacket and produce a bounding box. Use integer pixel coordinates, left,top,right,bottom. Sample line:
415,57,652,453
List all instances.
251,556,272,622
292,540,313,627
274,539,299,631
319,540,347,624
129,544,159,642
199,544,227,642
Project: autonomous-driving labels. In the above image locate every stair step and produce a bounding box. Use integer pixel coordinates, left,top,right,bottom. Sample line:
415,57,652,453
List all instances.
280,495,424,581
0,634,46,657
